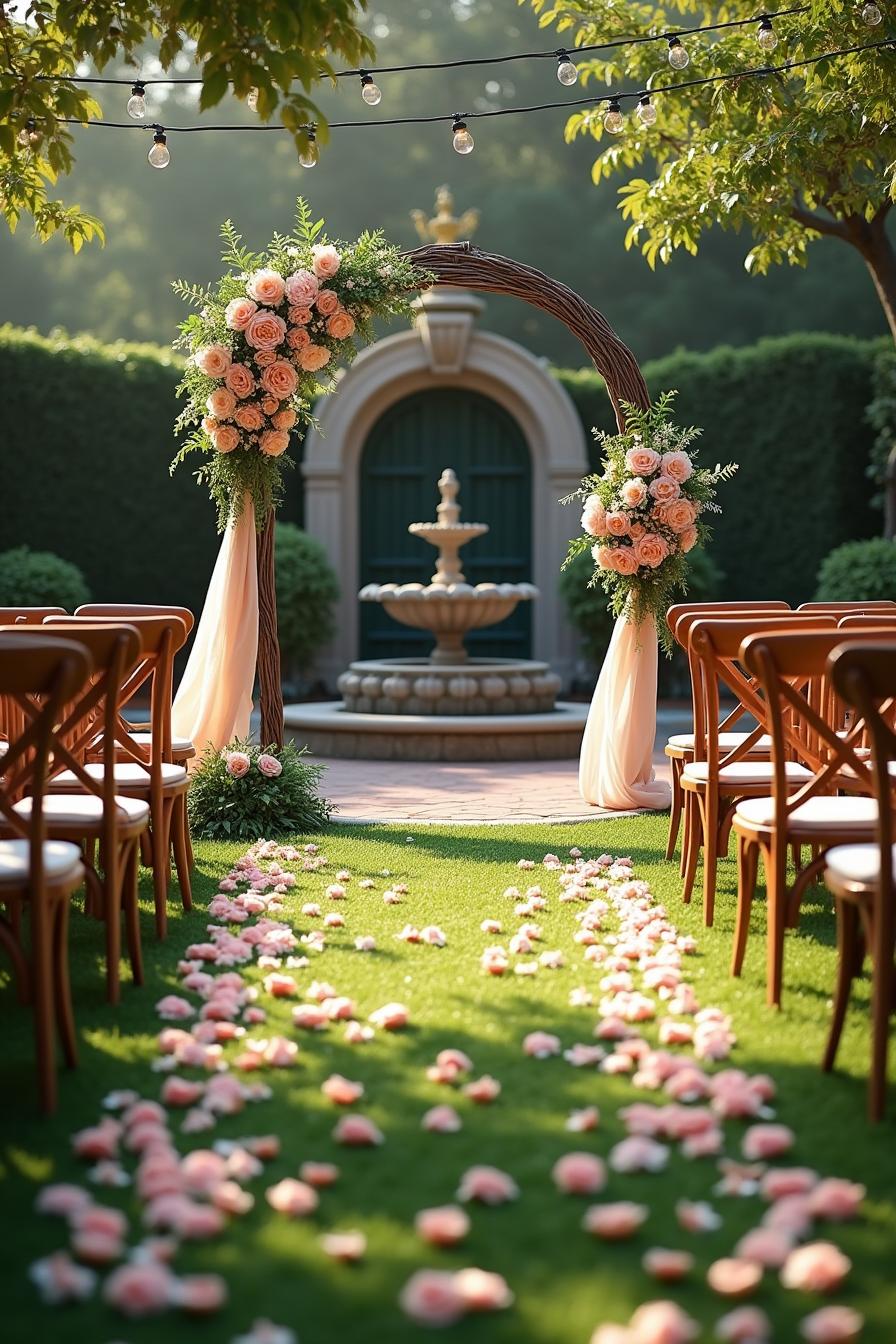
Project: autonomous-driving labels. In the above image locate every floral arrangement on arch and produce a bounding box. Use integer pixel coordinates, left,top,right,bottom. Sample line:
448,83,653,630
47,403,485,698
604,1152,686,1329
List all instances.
187,738,333,840
172,198,425,527
563,392,737,650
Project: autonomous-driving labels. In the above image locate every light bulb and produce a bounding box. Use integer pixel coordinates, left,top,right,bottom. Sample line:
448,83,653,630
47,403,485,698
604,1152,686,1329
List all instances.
861,1,882,23
127,82,146,119
247,86,259,111
360,72,382,105
667,36,689,69
299,130,319,168
17,118,39,148
556,52,579,85
603,99,625,134
452,118,474,154
147,130,169,169
636,95,657,127
757,18,778,52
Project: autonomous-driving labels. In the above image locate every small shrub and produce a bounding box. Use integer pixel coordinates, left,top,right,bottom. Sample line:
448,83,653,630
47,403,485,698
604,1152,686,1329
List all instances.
275,522,340,679
866,347,896,509
815,537,896,603
187,738,333,841
0,545,90,610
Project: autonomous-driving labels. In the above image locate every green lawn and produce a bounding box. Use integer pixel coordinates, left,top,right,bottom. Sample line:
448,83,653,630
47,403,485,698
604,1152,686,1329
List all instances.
0,817,892,1344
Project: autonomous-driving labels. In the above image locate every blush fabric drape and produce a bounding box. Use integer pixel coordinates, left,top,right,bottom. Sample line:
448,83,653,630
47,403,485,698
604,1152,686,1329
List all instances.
579,614,671,811
172,502,258,757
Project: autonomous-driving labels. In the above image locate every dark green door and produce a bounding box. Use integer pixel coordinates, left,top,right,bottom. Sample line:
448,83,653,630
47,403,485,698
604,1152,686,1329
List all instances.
359,388,532,661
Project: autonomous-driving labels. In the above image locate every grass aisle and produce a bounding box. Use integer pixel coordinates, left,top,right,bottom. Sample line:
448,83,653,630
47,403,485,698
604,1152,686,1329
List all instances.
0,818,893,1343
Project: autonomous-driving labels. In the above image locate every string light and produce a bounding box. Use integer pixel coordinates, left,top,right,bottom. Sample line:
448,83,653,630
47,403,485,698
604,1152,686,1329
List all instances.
16,115,40,148
667,36,690,68
359,71,382,104
298,128,319,167
636,94,657,126
861,1,883,23
452,116,474,153
147,126,169,167
247,87,259,111
556,50,579,85
757,17,779,51
126,81,146,119
603,97,625,133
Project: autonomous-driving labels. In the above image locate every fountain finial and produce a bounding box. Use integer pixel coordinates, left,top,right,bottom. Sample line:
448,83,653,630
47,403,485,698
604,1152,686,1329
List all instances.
411,185,480,246
436,468,460,526
409,467,487,590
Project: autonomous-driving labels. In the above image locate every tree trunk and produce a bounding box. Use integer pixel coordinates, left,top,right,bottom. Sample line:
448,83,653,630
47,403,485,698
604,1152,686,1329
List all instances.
860,218,896,347
256,507,284,748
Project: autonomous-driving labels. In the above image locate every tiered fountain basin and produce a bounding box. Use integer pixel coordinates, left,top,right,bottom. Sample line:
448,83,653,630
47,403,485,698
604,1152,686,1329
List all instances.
358,578,538,670
338,655,560,716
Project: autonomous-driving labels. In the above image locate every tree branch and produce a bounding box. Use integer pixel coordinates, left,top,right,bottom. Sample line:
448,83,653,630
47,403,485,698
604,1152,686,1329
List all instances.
789,204,850,241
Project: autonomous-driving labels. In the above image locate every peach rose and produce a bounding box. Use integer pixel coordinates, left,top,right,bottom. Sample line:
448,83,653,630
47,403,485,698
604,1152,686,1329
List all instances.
287,326,311,351
415,1204,470,1246
315,288,339,316
259,430,289,458
552,1152,607,1196
224,297,257,331
261,396,279,415
202,416,218,435
634,533,670,569
648,474,681,503
630,521,646,539
620,478,648,508
311,243,341,278
285,269,319,306
332,1113,384,1146
662,449,694,482
399,1270,464,1327
582,1201,648,1240
680,525,698,553
257,751,283,776
265,1178,318,1218
299,344,331,373
225,751,251,777
581,495,606,537
707,1257,764,1298
780,1242,851,1294
625,444,661,476
272,408,297,431
246,268,286,306
715,1306,773,1342
194,344,231,379
211,424,239,454
660,498,698,532
206,387,236,420
102,1261,174,1317
799,1306,864,1343
327,309,356,340
613,546,639,576
261,359,299,399
457,1165,519,1205
235,404,264,432
254,349,276,367
245,309,287,351
605,511,631,536
288,303,313,324
225,363,255,398
594,544,617,571
454,1268,513,1313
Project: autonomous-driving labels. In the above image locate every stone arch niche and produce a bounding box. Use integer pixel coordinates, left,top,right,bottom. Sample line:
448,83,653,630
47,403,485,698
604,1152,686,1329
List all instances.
301,243,638,689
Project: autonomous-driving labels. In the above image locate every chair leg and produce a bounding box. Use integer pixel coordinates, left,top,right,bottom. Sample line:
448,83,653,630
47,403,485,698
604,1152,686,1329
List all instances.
681,792,700,905
151,800,173,939
701,791,719,928
31,901,57,1114
823,898,861,1075
184,799,194,872
765,845,789,1008
869,905,894,1123
172,797,193,912
53,898,78,1068
731,835,759,977
665,759,683,861
123,841,144,988
679,790,693,881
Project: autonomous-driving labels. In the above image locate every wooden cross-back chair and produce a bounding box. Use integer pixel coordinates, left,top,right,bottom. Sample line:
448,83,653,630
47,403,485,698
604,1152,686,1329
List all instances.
678,614,836,925
735,627,896,1008
45,613,192,937
824,642,896,1121
0,634,91,1112
0,622,149,1004
798,601,896,615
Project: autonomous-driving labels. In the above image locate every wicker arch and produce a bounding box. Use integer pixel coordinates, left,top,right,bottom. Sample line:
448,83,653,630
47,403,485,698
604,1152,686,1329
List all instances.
258,243,648,746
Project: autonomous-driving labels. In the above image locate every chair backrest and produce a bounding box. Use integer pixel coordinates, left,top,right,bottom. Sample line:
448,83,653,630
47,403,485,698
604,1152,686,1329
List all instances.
0,607,67,625
666,599,789,639
798,601,896,613
740,627,896,830
76,603,195,637
838,614,896,628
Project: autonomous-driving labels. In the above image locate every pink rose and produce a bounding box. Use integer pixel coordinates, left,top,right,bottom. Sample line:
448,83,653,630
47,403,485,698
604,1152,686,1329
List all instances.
399,1270,464,1328
662,450,694,482
287,326,311,351
614,546,639,576
642,1248,695,1282
225,363,255,398
620,478,648,508
582,1201,648,1240
628,1302,699,1343
225,751,251,777
224,297,257,331
315,288,339,316
102,1262,174,1317
246,268,286,306
552,1152,607,1196
194,344,231,379
332,1113,384,1146
415,1204,470,1246
261,359,299,398
453,1268,513,1313
299,344,331,373
245,309,287,351
327,310,356,340
235,404,265,432
272,408,297,431
207,387,236,419
456,1165,519,1205
321,1073,364,1106
211,424,239,455
780,1242,851,1294
581,495,606,537
285,269,319,306
257,752,283,777
311,243,341,278
648,474,681,503
633,533,670,569
799,1306,864,1343
659,498,698,532
605,510,630,536
625,444,662,476
265,1179,318,1218
707,1257,764,1298
288,303,313,324
300,1161,340,1188
715,1306,773,1342
422,1104,462,1133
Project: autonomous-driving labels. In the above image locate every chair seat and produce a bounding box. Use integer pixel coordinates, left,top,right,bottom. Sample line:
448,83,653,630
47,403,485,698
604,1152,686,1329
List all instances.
669,731,772,753
15,793,150,826
683,760,812,787
735,794,878,832
53,762,188,789
825,843,896,889
0,839,83,885
129,731,195,755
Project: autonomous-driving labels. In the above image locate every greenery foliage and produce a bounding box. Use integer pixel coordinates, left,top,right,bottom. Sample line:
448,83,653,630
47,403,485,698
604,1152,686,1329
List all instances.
815,536,896,602
274,523,340,679
0,545,90,610
187,738,332,841
866,347,896,506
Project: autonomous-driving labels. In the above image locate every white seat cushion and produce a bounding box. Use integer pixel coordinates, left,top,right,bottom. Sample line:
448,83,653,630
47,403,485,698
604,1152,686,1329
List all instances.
0,839,83,885
669,732,772,753
825,843,896,888
15,793,150,825
53,762,187,788
735,794,878,832
130,731,195,754
683,761,812,787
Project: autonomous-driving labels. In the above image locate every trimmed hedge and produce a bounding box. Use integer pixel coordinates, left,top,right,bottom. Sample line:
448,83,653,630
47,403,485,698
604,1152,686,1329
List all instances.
815,537,896,602
556,333,885,605
0,545,90,609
